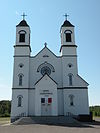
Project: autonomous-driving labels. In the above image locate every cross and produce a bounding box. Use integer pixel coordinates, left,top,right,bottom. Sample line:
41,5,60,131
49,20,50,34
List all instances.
21,12,27,20
44,42,47,47
63,13,69,21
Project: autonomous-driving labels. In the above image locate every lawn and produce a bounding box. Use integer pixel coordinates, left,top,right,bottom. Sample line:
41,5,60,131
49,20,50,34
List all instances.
0,117,10,125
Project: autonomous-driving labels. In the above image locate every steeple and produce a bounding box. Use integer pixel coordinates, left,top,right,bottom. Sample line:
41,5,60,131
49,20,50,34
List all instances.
16,13,29,27
16,17,30,44
60,18,77,56
14,16,31,56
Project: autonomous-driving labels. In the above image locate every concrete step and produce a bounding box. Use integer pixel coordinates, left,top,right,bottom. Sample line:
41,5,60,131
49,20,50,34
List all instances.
13,116,81,126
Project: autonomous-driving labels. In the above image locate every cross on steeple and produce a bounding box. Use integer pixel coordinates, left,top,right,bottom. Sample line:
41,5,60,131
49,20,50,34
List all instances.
44,42,47,47
21,12,27,20
63,13,69,21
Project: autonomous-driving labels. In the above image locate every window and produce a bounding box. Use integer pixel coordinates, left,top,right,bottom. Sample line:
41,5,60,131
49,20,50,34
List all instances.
19,63,24,68
18,74,24,86
69,95,74,106
41,66,51,76
17,95,23,107
19,34,25,42
68,74,73,86
37,62,55,74
19,30,26,43
68,63,73,68
64,30,72,42
66,33,71,42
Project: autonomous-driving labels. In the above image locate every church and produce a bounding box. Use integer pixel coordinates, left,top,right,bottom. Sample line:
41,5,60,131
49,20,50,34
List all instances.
11,16,89,122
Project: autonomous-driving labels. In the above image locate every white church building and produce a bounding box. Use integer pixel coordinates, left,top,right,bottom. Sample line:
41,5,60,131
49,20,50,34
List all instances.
11,17,89,122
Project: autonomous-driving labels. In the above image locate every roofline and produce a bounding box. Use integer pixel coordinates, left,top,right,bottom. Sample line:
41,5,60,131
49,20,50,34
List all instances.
32,45,60,58
35,74,58,85
77,74,89,86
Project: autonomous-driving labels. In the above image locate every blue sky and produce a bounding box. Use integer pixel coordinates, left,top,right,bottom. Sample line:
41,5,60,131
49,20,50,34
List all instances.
0,0,100,106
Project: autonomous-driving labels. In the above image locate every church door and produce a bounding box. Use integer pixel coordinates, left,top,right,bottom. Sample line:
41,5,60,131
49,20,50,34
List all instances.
41,98,52,116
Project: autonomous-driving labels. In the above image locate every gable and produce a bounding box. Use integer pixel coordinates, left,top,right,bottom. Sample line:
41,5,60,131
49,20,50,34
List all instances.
35,74,57,88
32,46,59,59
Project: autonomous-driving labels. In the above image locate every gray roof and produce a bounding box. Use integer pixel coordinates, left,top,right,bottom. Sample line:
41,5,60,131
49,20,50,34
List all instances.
16,20,29,27
62,20,74,27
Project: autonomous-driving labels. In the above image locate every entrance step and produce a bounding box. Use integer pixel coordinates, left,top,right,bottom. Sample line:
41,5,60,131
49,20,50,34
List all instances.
12,116,82,126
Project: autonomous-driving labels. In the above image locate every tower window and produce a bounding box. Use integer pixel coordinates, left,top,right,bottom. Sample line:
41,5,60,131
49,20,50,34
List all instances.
66,33,71,42
19,63,24,68
19,30,26,43
17,95,23,107
69,94,74,106
68,73,73,86
18,74,24,86
64,30,72,42
19,34,25,42
68,63,73,68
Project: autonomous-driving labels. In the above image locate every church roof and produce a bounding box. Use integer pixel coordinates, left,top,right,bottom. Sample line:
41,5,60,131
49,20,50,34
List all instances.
35,74,57,85
33,45,59,58
61,20,74,27
16,20,29,27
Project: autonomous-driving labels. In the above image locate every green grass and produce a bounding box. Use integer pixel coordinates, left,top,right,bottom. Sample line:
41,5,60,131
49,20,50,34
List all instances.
0,117,10,125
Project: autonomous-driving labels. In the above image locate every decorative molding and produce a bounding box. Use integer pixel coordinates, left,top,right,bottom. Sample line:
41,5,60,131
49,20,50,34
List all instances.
12,87,88,90
14,45,31,52
12,88,35,90
43,55,49,57
14,55,30,57
58,87,88,89
60,44,77,52
61,55,77,57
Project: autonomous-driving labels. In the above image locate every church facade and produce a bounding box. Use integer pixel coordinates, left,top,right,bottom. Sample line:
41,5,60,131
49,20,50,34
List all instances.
11,18,89,122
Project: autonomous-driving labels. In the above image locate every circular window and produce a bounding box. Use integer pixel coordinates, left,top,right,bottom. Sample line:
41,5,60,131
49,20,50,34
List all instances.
41,66,51,75
19,63,24,68
68,63,73,68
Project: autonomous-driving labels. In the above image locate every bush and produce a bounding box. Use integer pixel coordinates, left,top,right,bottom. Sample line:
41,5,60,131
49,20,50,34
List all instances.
90,106,100,117
0,100,11,117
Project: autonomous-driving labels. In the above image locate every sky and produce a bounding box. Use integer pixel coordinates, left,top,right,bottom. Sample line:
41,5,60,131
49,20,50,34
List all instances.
0,0,100,106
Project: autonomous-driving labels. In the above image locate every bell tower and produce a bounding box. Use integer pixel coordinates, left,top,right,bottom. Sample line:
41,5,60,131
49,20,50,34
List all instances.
14,15,31,56
60,16,78,87
11,16,31,121
60,16,77,56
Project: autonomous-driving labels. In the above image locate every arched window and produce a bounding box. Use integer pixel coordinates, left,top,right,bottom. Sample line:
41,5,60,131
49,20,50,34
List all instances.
64,30,72,42
19,30,26,43
69,94,74,106
17,95,23,107
68,73,73,86
18,74,24,86
37,62,55,76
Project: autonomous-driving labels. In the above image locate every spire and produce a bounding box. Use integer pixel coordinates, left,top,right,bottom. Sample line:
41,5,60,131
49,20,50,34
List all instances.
62,14,74,27
16,12,29,27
